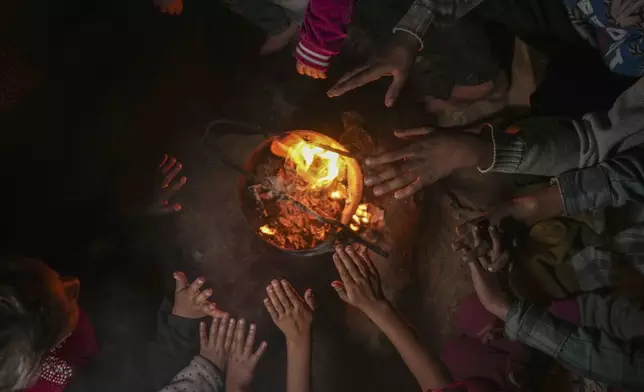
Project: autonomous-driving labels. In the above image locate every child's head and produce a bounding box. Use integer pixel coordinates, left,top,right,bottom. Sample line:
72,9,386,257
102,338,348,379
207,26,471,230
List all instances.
0,258,80,391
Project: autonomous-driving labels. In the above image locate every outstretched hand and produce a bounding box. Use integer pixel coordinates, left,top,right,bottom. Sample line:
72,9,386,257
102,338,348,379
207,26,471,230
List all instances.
226,319,268,392
172,272,228,319
327,31,420,107
148,154,187,215
199,316,235,372
264,279,315,346
363,128,491,199
331,245,387,315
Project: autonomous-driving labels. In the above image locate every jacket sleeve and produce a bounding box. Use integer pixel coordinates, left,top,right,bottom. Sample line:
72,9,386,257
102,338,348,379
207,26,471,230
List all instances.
481,77,644,215
296,0,354,71
504,299,644,390
158,355,224,392
148,299,202,390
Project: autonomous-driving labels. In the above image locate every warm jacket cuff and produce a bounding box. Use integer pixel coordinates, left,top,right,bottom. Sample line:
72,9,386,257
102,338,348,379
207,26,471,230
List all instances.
478,126,525,173
393,2,435,50
556,166,610,216
295,41,332,71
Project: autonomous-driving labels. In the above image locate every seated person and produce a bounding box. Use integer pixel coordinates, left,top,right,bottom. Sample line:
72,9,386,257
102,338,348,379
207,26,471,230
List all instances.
452,222,644,390
0,258,98,392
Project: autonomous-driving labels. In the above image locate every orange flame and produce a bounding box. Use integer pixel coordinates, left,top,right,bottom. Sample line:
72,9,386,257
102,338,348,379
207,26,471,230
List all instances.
259,225,276,235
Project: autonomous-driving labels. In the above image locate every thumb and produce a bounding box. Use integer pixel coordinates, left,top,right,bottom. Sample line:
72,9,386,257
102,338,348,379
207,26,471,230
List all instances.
173,271,188,292
394,127,434,139
331,281,349,302
384,72,407,107
304,289,316,310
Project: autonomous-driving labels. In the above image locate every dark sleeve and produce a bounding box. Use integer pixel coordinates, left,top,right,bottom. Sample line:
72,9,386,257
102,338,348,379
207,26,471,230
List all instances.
148,298,202,391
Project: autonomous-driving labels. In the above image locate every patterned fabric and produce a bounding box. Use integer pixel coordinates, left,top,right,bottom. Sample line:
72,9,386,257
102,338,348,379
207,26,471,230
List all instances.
505,299,644,390
158,355,224,392
565,0,644,76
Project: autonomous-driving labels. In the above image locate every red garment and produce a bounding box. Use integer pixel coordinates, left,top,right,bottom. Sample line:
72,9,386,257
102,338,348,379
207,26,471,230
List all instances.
296,0,354,71
27,309,99,392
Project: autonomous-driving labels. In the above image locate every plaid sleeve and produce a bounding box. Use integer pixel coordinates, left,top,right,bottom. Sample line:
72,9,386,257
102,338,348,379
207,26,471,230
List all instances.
393,0,482,49
505,300,644,390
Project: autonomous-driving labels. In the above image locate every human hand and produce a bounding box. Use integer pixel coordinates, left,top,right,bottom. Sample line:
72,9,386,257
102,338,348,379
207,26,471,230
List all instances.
454,225,511,320
296,61,327,79
148,154,187,215
153,0,183,15
172,272,228,319
226,319,268,392
200,316,236,371
363,128,492,198
327,31,420,107
264,280,315,346
331,245,387,316
490,185,564,226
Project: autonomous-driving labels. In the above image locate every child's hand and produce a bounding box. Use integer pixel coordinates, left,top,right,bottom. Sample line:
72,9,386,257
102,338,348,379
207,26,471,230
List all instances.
331,245,387,316
455,225,511,320
264,280,315,346
453,221,511,272
226,319,268,392
148,154,187,215
296,61,327,79
153,0,183,15
172,272,228,319
200,316,235,371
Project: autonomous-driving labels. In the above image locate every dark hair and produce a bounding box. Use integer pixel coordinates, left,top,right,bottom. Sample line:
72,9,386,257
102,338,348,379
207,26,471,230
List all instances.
0,258,66,392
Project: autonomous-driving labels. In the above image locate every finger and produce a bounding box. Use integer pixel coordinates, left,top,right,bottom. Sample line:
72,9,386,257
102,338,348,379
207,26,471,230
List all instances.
189,277,205,295
153,204,182,215
204,302,229,318
266,284,285,314
304,289,316,310
364,147,417,167
318,71,327,80
477,255,492,271
250,341,268,366
215,316,229,348
335,246,362,281
364,164,400,187
488,252,510,273
243,323,257,357
271,280,292,310
162,156,177,175
328,64,371,95
163,162,183,188
332,252,354,284
394,177,423,199
263,298,279,322
209,317,221,345
358,251,379,277
384,72,406,107
328,65,386,97
280,280,301,308
472,226,482,249
194,288,213,305
331,280,349,302
344,246,367,277
373,173,416,197
199,321,207,347
159,153,169,169
173,271,188,292
489,226,502,259
170,175,187,192
234,319,245,355
296,62,305,75
223,318,236,351
393,128,434,139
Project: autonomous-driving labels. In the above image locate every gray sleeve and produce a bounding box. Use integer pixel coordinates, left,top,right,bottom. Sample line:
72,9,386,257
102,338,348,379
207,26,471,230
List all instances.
227,0,291,35
483,78,644,215
576,292,644,340
158,355,224,392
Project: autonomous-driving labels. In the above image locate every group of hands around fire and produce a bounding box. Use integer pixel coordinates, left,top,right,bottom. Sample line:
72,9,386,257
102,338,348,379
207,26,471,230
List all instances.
170,227,514,391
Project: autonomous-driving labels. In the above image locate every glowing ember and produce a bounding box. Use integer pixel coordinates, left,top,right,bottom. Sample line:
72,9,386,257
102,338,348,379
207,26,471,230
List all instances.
259,225,276,235
248,130,363,251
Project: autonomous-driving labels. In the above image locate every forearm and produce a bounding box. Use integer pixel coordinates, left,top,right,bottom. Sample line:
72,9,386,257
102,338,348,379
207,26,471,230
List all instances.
366,302,451,390
286,338,312,392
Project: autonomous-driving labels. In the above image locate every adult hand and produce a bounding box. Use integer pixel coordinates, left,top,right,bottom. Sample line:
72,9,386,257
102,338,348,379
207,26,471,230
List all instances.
455,225,511,320
154,0,183,15
172,272,228,319
327,31,420,107
364,128,492,198
331,245,387,315
148,154,187,215
226,319,268,392
264,280,315,346
200,316,236,372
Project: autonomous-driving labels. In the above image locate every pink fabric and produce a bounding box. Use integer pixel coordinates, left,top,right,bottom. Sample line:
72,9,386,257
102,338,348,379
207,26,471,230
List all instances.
548,298,581,325
296,0,354,71
27,308,99,392
455,294,501,338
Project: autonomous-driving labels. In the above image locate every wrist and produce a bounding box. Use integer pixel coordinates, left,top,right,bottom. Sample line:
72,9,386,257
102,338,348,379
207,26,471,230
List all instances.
391,30,421,52
362,299,394,320
489,299,511,322
286,330,312,348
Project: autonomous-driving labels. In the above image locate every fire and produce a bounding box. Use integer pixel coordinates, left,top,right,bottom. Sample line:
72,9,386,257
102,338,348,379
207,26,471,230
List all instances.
351,203,371,231
250,130,363,251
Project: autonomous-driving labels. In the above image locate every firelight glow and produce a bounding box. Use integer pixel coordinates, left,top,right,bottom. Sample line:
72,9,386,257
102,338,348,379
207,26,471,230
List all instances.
289,140,341,188
259,225,276,235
